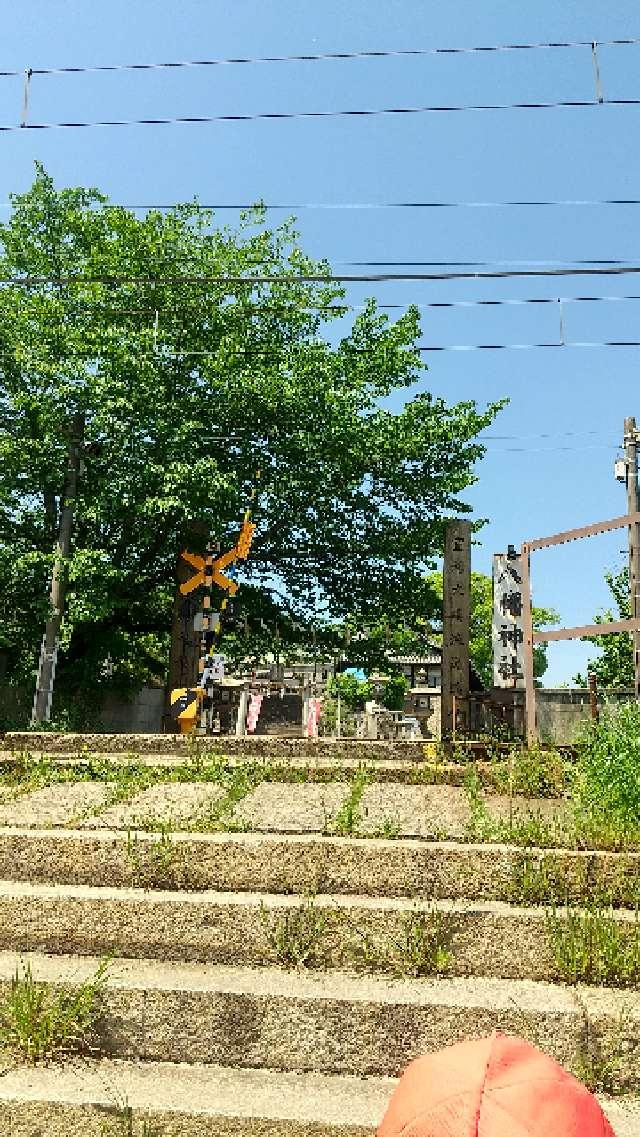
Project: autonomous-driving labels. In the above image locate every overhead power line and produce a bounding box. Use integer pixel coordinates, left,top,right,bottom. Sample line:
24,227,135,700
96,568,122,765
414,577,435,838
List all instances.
5,265,640,284
485,443,619,452
2,36,639,78
1,341,640,364
420,340,640,351
8,293,640,314
347,258,636,267
378,293,640,308
5,97,640,133
480,429,618,439
3,199,639,212
2,198,635,211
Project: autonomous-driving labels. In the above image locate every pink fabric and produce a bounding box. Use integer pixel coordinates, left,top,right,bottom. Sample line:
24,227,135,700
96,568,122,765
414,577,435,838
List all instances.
246,693,263,733
378,1034,616,1137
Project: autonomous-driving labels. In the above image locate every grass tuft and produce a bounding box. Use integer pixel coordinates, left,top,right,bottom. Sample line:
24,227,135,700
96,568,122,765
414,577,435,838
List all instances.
546,903,640,987
347,907,453,978
325,768,370,835
260,897,330,968
0,957,109,1063
101,1103,160,1137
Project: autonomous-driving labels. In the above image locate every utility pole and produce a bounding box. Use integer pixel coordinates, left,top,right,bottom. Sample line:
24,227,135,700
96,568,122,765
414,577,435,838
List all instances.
623,416,640,701
31,411,85,724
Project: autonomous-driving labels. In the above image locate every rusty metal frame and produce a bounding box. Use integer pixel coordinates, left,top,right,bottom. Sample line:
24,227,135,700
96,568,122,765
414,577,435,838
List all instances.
521,511,640,744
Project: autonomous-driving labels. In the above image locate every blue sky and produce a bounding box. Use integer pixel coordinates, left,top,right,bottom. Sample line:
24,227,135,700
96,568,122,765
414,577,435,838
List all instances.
3,1,640,683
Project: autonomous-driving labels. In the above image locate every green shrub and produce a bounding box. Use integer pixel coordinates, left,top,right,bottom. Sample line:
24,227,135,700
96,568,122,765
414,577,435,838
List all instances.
495,744,569,798
573,704,640,838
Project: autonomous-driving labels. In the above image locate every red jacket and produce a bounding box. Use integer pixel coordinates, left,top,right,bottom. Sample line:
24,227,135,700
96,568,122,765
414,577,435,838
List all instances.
378,1033,616,1137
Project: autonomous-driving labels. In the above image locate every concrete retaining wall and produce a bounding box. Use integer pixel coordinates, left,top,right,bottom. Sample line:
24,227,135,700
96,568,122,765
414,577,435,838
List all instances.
0,684,166,734
99,687,165,733
536,689,633,744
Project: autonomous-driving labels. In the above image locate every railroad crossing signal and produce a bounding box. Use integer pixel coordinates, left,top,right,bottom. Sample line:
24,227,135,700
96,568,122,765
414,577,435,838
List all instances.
179,521,256,598
173,504,258,735
236,520,256,560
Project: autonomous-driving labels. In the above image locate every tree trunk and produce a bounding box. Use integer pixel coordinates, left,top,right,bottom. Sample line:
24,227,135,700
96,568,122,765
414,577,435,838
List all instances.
31,411,84,724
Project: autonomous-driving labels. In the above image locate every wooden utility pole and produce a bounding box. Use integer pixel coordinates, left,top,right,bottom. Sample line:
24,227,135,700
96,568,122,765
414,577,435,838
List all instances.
624,416,640,700
31,411,85,724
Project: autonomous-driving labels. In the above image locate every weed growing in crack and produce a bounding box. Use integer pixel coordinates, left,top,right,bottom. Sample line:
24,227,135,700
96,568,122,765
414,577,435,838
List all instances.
573,1007,632,1096
493,744,570,799
0,957,109,1063
100,1102,160,1137
347,908,453,978
124,827,196,890
546,903,640,987
508,853,584,906
325,768,370,836
374,816,401,839
463,769,499,842
463,765,639,853
260,897,330,967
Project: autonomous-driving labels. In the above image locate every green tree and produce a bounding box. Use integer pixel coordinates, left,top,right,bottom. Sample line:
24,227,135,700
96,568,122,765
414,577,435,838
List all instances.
425,571,558,687
0,167,503,710
327,673,372,711
379,673,409,711
574,568,633,689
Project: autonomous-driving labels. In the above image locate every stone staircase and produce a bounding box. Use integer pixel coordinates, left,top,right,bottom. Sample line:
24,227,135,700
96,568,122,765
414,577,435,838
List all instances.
0,733,637,1136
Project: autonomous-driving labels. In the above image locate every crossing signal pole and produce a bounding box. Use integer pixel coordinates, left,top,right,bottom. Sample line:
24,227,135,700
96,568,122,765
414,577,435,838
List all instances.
170,475,259,735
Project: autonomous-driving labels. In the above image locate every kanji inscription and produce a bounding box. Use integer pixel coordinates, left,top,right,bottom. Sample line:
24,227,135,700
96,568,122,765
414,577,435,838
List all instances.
441,520,471,736
493,551,525,688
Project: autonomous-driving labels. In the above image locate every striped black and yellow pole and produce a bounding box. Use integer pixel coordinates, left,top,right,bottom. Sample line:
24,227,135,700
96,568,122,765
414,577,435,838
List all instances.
199,471,261,730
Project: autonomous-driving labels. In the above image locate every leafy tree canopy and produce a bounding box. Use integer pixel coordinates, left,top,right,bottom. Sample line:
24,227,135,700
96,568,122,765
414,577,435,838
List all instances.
326,673,372,711
425,570,558,687
379,673,409,711
574,568,633,689
0,166,503,702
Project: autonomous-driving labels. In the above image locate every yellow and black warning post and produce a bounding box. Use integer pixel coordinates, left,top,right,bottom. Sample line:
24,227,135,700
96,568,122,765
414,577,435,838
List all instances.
169,687,204,734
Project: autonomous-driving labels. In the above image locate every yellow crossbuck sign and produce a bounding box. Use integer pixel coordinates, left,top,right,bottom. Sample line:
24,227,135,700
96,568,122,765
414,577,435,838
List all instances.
179,521,256,597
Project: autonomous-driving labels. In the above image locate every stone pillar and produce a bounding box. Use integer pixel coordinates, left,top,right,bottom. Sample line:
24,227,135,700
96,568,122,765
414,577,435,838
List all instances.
441,520,471,738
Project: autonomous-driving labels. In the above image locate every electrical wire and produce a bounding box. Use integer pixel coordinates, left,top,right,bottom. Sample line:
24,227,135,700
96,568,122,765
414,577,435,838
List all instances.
377,293,640,308
2,36,638,78
349,259,638,267
1,340,640,364
419,340,640,351
4,265,640,283
5,97,640,132
480,429,618,439
10,294,640,315
485,443,619,452
4,198,639,210
134,338,640,352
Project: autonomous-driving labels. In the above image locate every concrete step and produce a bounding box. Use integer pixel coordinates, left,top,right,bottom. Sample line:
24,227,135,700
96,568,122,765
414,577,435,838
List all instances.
1,880,638,984
0,776,569,838
0,826,635,906
3,733,437,762
0,1058,636,1137
0,952,638,1089
0,749,529,789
